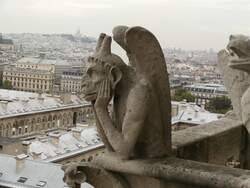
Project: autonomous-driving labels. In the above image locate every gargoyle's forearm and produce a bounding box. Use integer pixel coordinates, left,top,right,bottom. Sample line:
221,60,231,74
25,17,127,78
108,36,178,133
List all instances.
92,107,114,151
95,108,128,153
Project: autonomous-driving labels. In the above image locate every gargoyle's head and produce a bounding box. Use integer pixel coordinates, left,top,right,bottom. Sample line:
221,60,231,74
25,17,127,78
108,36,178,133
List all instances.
227,34,250,72
82,33,125,102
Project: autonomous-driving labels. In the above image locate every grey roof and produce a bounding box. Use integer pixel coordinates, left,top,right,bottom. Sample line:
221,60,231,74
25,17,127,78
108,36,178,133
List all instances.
171,101,222,125
17,57,83,67
0,154,67,188
184,83,227,91
0,89,90,119
0,38,13,45
25,125,103,162
0,137,20,145
4,65,53,74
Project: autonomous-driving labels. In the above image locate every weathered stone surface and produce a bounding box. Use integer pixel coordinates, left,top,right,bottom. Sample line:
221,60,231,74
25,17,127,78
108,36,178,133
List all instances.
81,26,172,159
63,29,250,188
217,49,250,120
173,117,244,165
74,154,250,188
218,34,250,169
64,25,172,187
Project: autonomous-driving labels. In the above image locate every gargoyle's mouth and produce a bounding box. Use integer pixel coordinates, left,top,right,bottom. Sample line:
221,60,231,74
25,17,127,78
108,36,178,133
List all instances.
228,46,249,58
227,46,250,65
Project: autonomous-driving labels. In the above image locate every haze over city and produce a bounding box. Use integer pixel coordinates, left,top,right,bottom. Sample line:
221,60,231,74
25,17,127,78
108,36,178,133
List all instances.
1,0,250,50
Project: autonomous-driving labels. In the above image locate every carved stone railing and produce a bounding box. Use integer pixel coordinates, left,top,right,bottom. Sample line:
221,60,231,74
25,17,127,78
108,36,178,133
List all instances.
67,116,250,188
88,154,250,188
172,116,245,167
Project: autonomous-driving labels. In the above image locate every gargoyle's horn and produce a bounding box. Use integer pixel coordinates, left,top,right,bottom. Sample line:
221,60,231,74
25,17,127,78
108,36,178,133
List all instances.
112,25,129,51
100,35,112,56
96,33,106,52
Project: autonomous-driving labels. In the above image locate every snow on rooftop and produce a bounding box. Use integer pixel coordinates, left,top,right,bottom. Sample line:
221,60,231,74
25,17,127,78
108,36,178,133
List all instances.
0,154,93,188
0,154,67,188
0,89,89,119
26,126,102,162
171,101,222,125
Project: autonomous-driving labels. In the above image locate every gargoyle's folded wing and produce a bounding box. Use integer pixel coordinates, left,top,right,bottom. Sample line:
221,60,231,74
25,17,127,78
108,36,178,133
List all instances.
217,49,250,120
125,26,171,144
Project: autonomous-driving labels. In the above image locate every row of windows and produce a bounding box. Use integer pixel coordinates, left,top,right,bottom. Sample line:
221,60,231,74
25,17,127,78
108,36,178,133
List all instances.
0,109,93,137
3,73,52,79
18,64,39,69
192,93,225,98
62,85,81,89
12,82,49,90
61,81,82,85
4,77,51,83
186,87,227,94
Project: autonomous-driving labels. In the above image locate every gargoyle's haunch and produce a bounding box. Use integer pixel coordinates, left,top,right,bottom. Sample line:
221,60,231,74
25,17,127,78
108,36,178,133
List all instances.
82,26,172,159
218,34,250,168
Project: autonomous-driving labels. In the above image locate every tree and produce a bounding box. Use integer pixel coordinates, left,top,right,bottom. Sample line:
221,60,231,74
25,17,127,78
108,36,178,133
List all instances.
205,96,232,114
2,80,12,89
172,88,195,102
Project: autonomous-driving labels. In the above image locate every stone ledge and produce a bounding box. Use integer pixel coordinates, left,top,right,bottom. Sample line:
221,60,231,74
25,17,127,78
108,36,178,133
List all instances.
172,117,243,148
90,154,250,188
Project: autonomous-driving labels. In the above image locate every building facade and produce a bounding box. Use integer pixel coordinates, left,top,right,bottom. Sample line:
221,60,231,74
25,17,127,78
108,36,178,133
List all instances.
183,83,228,106
0,89,94,138
3,65,54,93
16,57,55,72
60,70,83,94
0,33,14,51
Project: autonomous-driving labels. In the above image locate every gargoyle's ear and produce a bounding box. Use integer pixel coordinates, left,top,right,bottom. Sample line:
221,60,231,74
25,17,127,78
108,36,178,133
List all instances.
109,66,122,90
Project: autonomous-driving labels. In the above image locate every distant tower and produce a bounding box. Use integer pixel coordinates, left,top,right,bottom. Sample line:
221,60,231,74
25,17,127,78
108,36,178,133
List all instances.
75,28,82,38
19,44,24,57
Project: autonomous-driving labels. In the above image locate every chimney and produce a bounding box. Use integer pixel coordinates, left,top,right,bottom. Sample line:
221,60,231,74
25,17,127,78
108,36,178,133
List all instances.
0,101,8,110
15,154,28,173
60,93,72,104
194,110,199,118
48,131,61,145
72,127,81,139
37,91,44,101
22,141,30,154
32,151,42,160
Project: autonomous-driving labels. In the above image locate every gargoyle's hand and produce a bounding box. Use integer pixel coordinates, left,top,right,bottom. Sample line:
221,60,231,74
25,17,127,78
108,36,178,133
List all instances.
62,163,87,188
94,79,112,109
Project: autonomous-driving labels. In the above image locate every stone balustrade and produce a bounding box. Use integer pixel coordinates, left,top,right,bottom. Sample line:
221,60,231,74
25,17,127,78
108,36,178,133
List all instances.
71,116,250,188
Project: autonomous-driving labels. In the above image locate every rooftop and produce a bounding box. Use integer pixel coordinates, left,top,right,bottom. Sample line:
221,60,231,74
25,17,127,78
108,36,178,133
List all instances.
4,65,53,74
172,101,222,125
0,154,93,188
0,154,67,188
184,83,227,91
24,125,102,162
0,89,89,119
17,57,83,67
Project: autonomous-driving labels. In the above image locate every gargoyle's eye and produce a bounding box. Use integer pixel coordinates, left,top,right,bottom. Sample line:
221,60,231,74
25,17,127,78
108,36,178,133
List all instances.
87,56,95,62
86,68,93,76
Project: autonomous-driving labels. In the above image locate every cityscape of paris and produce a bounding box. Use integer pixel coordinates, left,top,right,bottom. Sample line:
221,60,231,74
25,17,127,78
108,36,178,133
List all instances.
1,0,250,188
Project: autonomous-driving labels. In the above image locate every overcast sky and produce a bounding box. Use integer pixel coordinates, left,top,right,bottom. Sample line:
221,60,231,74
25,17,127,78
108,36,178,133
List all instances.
1,0,250,50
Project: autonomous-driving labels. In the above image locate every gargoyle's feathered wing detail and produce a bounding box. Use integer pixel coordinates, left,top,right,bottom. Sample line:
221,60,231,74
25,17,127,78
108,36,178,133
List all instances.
217,49,250,120
115,26,171,144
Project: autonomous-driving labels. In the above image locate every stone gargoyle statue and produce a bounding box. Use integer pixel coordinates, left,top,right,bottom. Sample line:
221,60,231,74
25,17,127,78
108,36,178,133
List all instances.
62,26,172,187
218,34,250,168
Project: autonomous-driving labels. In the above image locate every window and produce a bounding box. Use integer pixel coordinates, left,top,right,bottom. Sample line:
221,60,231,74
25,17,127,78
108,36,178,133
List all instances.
17,177,28,183
36,181,47,187
18,127,22,134
24,127,28,133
